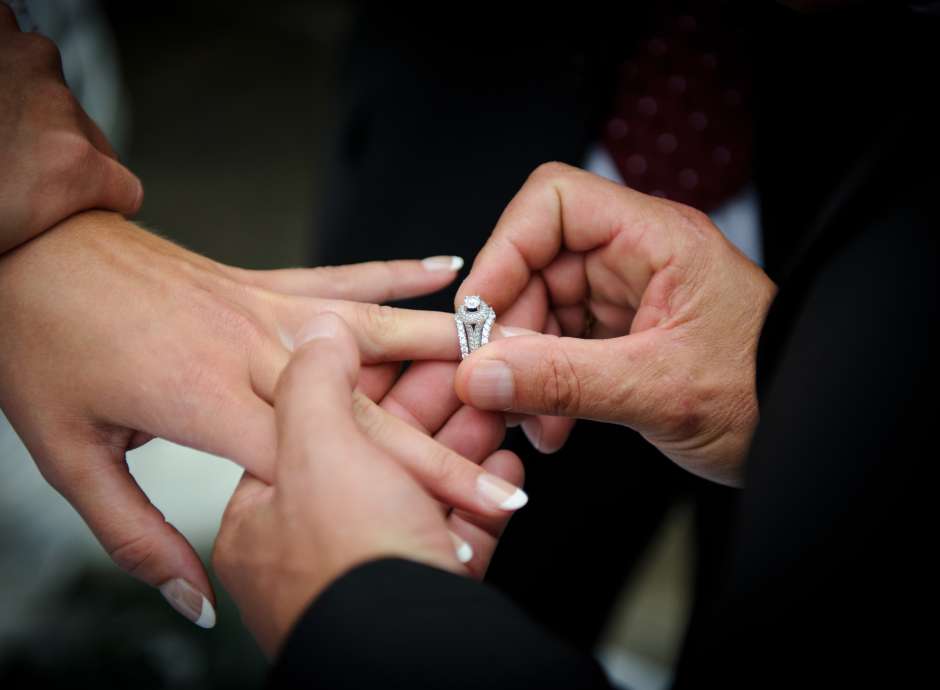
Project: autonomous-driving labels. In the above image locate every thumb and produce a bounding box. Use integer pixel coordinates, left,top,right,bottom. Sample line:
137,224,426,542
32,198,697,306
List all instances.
42,442,216,628
275,312,363,475
454,331,660,426
84,153,144,218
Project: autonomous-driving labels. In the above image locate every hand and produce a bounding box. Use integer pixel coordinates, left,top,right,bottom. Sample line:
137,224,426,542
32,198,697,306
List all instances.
0,6,142,254
213,313,524,656
454,163,777,485
0,210,501,624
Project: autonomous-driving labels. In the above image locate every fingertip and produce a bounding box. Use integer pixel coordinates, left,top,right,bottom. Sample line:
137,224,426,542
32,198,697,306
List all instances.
288,312,361,388
129,175,144,216
524,416,573,454
482,449,525,487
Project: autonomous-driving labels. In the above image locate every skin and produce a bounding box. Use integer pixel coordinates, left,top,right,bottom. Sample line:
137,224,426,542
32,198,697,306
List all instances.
454,163,777,486
0,5,142,254
1,6,517,624
212,313,523,657
0,210,520,617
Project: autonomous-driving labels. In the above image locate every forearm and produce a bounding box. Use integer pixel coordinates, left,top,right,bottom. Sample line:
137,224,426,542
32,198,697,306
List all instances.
271,558,614,690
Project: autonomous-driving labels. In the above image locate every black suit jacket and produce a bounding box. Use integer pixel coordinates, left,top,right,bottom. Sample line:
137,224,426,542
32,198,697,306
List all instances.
272,4,938,688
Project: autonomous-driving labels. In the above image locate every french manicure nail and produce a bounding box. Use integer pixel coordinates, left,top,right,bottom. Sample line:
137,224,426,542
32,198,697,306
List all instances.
465,360,514,410
295,313,339,346
422,255,464,272
159,578,216,629
498,325,538,338
448,531,474,564
521,417,543,453
477,473,528,511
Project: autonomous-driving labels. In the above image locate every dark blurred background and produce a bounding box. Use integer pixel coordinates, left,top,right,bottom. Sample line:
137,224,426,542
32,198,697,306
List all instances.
0,2,689,688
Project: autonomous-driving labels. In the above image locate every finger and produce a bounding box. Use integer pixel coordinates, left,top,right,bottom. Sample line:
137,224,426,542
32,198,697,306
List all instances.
379,361,462,433
553,305,589,337
276,298,521,365
222,470,272,520
43,442,216,628
77,109,119,160
275,313,363,475
358,362,401,402
352,392,528,518
0,3,19,30
149,386,278,484
448,449,525,579
525,300,577,453
498,274,549,331
520,415,577,455
220,256,463,303
455,330,661,428
457,162,678,314
433,404,506,464
79,152,144,217
541,250,589,307
245,328,397,405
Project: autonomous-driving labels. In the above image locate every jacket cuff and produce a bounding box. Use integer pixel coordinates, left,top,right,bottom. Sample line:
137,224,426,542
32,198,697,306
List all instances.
269,557,611,690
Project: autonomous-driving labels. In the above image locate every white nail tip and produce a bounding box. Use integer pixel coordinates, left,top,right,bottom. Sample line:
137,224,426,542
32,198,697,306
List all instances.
422,255,464,272
159,578,217,629
499,488,529,511
456,541,474,564
449,532,474,564
195,597,217,629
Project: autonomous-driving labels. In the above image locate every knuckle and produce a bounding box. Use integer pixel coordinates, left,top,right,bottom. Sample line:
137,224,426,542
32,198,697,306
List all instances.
356,303,398,355
351,392,387,439
109,532,159,577
530,161,575,183
21,32,61,66
425,444,466,491
535,345,582,416
40,129,95,175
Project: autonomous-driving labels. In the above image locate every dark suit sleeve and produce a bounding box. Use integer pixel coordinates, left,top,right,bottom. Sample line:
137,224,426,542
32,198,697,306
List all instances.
269,558,614,690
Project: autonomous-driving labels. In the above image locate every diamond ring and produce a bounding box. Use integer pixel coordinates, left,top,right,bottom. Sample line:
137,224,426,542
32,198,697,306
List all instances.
455,295,496,360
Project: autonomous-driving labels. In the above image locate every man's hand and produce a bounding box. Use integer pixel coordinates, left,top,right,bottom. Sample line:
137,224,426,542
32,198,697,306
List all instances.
0,5,142,254
455,163,777,485
213,313,524,656
0,210,510,625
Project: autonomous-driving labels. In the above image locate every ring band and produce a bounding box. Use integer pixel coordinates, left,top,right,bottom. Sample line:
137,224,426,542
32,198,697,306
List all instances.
455,295,496,360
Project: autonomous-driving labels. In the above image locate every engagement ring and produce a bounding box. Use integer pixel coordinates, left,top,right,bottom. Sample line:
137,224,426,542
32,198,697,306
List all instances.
455,295,495,359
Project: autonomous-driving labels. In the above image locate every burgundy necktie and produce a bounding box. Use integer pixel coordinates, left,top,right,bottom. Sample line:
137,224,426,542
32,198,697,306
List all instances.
603,4,753,212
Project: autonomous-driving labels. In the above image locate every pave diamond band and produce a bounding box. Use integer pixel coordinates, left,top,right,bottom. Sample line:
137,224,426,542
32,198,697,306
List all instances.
455,295,496,360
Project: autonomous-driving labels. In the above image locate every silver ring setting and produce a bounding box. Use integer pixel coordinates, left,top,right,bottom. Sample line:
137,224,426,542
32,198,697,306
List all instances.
455,295,496,360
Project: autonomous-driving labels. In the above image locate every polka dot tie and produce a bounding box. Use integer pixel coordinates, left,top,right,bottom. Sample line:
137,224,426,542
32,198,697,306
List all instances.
603,5,752,212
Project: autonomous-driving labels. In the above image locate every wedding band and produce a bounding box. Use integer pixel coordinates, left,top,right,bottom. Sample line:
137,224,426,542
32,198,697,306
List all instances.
455,295,496,359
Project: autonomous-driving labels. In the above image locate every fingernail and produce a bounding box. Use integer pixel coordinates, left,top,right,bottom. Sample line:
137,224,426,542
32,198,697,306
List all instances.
448,531,474,564
295,313,339,346
498,325,538,338
505,413,525,428
477,473,528,511
522,417,543,453
465,360,514,410
422,255,464,272
159,578,216,629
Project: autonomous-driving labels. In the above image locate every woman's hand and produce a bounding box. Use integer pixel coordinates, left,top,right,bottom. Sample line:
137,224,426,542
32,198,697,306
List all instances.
0,6,142,254
455,163,776,485
0,210,501,624
212,313,524,656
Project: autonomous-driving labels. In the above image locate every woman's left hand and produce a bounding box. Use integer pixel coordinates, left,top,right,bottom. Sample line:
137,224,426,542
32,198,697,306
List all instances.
212,313,525,656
